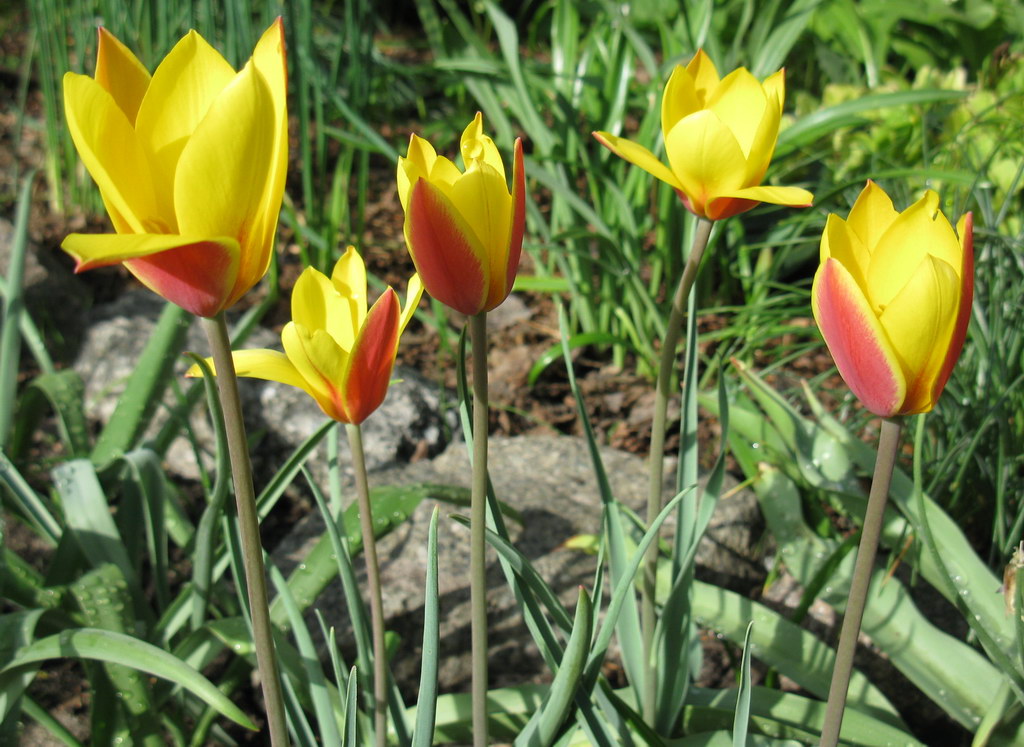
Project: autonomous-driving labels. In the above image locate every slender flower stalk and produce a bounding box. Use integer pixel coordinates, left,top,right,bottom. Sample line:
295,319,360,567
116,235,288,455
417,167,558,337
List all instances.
819,417,903,747
469,312,490,747
201,314,287,747
346,423,389,747
641,217,713,724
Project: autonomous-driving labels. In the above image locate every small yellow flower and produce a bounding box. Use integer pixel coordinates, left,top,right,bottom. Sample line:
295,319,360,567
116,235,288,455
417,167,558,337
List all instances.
189,248,423,425
594,50,812,220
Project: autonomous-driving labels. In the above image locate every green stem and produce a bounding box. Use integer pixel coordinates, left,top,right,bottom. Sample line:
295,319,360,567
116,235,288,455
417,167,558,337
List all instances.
819,416,903,747
345,423,388,747
201,314,288,747
642,217,713,725
470,312,490,747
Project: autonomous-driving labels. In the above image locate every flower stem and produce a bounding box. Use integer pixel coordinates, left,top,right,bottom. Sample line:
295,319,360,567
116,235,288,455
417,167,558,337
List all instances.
642,217,713,726
201,314,288,747
345,423,389,747
819,416,903,747
470,312,490,747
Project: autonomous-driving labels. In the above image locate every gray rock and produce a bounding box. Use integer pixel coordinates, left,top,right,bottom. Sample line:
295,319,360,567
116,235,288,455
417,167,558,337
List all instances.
273,434,765,694
71,290,452,482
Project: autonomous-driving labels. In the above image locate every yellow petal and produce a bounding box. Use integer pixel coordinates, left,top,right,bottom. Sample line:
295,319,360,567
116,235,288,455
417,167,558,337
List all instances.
592,131,682,190
331,246,369,326
867,190,961,309
451,160,512,262
174,62,276,289
187,349,313,397
282,322,347,416
706,67,767,156
846,181,900,258
819,213,869,290
246,18,289,297
62,73,158,234
291,265,357,353
878,254,961,414
762,69,785,110
95,27,151,125
398,135,438,210
134,30,236,200
400,274,424,333
664,109,747,205
685,49,720,100
461,112,506,181
741,80,783,183
661,64,701,136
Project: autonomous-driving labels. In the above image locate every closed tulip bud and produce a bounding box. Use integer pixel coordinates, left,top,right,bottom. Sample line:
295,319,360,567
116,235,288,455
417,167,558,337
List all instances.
397,113,526,315
812,181,974,417
594,49,812,221
61,20,288,317
189,248,423,425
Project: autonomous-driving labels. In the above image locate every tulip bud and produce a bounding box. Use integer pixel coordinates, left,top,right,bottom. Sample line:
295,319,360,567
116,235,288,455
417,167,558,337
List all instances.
812,181,973,417
397,113,526,315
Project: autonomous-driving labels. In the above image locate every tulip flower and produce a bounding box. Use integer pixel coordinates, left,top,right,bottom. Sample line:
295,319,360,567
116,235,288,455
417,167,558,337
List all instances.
811,181,973,417
190,248,423,425
397,112,525,315
61,20,288,318
593,50,812,221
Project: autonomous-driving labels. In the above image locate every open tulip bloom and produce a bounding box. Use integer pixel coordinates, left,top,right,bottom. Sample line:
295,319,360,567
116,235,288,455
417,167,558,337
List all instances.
594,50,812,221
189,248,423,425
61,21,288,318
812,181,974,417
397,112,525,315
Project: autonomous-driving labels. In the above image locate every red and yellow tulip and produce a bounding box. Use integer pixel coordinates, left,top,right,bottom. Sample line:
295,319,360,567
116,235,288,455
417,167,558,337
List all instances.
397,113,525,315
189,248,423,425
593,50,812,221
812,181,973,417
61,21,288,317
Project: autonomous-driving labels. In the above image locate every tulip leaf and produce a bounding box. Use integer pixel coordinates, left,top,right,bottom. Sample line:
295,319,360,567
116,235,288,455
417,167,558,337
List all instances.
411,506,441,747
0,628,255,730
679,686,921,746
0,171,35,452
9,370,90,462
514,587,593,747
90,302,191,468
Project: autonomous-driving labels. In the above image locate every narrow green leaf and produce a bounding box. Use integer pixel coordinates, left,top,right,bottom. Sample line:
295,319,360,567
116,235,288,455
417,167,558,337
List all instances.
411,507,440,747
732,621,754,747
517,587,594,747
0,628,256,730
10,371,90,459
0,171,36,449
91,302,191,468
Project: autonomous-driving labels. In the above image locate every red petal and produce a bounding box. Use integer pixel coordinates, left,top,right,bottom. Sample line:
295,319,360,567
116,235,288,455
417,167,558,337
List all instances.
812,258,906,417
405,179,488,315
343,289,400,424
125,240,237,317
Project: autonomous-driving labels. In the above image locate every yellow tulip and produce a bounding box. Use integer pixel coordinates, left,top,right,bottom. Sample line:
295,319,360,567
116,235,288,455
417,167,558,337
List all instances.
189,248,423,425
61,21,288,317
594,50,812,220
397,113,525,315
811,181,974,417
